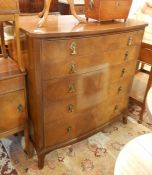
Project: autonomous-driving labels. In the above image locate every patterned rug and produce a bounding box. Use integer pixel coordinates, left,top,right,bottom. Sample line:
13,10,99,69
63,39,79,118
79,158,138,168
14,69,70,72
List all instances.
0,104,152,175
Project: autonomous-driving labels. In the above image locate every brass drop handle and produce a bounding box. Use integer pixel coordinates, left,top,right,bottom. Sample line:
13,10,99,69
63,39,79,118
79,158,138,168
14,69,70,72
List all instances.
121,68,126,77
124,51,129,61
117,86,122,94
128,36,133,46
114,105,118,112
67,126,72,133
89,0,95,9
17,104,24,112
70,42,77,55
68,83,75,93
69,63,77,74
68,104,74,112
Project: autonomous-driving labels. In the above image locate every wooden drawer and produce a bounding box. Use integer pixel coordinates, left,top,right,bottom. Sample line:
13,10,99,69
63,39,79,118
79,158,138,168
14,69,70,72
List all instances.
108,76,133,97
109,59,137,83
105,93,129,121
0,90,26,133
42,31,143,80
0,76,25,95
44,89,106,123
85,0,132,21
43,68,108,102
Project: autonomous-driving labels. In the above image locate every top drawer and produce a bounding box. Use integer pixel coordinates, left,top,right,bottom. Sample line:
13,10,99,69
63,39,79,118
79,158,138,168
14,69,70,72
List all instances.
42,30,143,59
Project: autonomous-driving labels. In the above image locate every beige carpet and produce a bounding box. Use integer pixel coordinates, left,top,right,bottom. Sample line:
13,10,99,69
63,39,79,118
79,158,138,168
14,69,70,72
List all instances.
0,105,152,175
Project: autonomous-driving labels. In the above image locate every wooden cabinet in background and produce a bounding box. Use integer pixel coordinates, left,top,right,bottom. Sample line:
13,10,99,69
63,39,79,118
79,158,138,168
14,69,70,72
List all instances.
19,15,146,169
0,58,27,139
58,0,84,15
19,0,58,13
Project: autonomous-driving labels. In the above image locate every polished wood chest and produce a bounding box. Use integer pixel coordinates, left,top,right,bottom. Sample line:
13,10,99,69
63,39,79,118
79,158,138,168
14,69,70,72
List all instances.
19,15,146,169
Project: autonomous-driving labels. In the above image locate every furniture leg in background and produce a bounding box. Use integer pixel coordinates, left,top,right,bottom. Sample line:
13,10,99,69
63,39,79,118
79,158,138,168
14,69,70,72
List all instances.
130,42,152,123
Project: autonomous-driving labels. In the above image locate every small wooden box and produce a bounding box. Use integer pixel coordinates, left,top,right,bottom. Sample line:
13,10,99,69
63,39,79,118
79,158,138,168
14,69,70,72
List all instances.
84,0,132,21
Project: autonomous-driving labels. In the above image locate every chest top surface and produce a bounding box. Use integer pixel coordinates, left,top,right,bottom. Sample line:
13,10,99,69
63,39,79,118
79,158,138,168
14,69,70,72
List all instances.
19,15,147,38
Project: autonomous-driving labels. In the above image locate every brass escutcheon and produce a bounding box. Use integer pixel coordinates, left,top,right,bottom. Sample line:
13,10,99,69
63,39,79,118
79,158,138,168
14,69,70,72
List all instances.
121,68,126,77
69,63,77,74
17,104,24,112
68,104,74,112
89,0,94,9
70,42,77,55
114,105,118,112
124,51,129,61
128,36,133,46
68,83,75,93
117,86,122,94
67,126,72,133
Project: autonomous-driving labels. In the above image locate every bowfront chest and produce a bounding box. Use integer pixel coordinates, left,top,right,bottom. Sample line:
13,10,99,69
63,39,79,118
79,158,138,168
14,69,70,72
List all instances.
19,15,147,169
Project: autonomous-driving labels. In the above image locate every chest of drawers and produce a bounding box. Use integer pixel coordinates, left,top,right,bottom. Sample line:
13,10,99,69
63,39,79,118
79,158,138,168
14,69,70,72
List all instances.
19,15,146,169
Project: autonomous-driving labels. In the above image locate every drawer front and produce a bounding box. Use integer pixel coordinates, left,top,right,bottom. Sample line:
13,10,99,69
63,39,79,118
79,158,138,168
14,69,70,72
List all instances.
0,76,25,95
0,90,26,132
108,76,132,97
42,31,143,80
109,59,137,83
44,87,107,123
43,68,108,102
105,93,129,121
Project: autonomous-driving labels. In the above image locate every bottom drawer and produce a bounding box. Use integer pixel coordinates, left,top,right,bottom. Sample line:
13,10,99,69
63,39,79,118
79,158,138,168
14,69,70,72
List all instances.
0,90,26,133
105,93,129,121
44,110,97,147
44,93,129,148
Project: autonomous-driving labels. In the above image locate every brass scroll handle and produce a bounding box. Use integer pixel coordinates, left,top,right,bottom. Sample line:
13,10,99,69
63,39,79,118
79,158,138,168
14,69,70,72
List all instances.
114,105,118,112
17,104,24,112
70,42,77,55
117,86,122,94
128,36,133,46
68,83,75,93
124,51,129,61
121,68,126,77
68,104,74,112
67,126,72,133
89,0,94,9
69,63,77,74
